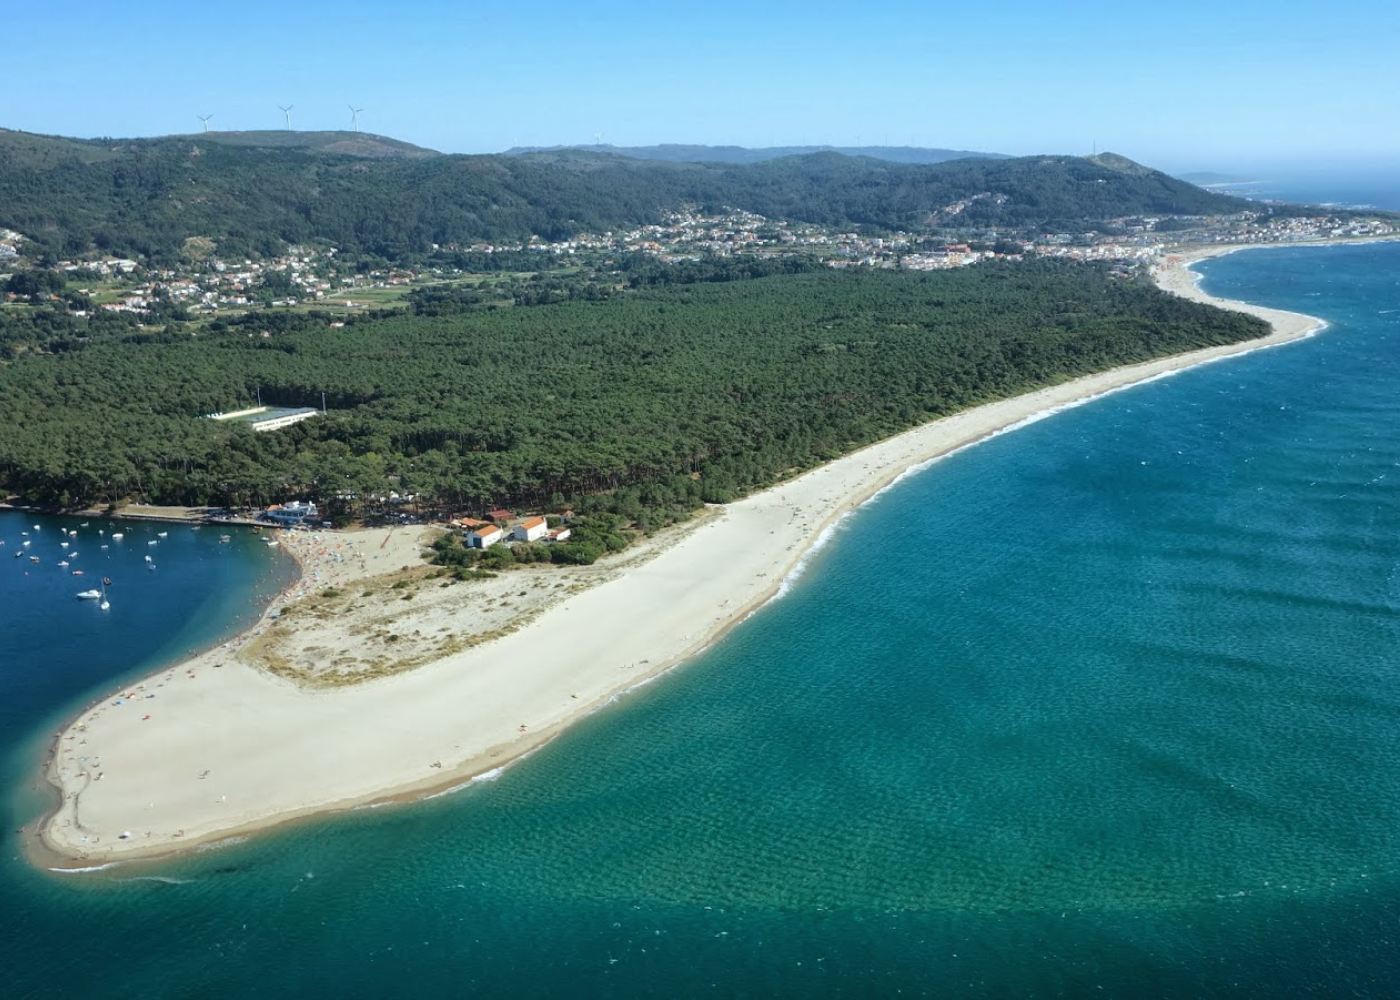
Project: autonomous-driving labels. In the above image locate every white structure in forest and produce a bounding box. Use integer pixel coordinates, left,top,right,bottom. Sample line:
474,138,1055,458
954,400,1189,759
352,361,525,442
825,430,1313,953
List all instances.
512,516,548,542
468,524,504,549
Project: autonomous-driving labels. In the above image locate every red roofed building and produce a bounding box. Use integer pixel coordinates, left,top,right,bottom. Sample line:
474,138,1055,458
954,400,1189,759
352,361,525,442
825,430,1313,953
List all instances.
468,524,504,549
511,516,548,542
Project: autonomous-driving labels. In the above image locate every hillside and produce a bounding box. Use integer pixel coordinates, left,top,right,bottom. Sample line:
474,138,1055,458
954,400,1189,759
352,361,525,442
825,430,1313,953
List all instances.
189,130,439,159
504,143,1007,165
0,129,1257,261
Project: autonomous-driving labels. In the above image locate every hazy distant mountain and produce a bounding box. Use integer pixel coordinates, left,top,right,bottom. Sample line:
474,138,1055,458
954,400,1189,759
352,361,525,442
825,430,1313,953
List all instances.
504,143,1008,165
0,128,1261,261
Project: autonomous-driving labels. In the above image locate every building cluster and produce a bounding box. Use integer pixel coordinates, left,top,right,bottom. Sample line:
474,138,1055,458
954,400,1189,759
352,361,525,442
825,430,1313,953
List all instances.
5,198,1398,324
452,510,572,549
260,500,321,526
0,228,24,260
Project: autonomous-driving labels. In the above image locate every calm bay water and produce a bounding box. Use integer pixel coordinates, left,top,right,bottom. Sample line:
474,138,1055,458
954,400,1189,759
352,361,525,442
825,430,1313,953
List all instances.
4,243,1400,996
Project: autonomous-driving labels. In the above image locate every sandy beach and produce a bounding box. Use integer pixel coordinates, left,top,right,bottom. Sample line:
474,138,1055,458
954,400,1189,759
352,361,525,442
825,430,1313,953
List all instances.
35,249,1329,866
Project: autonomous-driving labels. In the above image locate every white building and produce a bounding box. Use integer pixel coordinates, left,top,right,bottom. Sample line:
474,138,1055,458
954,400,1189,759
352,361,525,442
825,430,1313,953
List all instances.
469,524,504,549
511,516,548,543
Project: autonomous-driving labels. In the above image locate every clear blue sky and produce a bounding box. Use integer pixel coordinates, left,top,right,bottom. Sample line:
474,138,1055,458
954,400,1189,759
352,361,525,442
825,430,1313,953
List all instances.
7,0,1398,171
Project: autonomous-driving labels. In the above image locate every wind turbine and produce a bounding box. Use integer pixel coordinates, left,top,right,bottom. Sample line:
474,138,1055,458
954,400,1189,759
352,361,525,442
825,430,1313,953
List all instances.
593,131,604,147
349,105,365,132
197,114,213,133
279,104,294,130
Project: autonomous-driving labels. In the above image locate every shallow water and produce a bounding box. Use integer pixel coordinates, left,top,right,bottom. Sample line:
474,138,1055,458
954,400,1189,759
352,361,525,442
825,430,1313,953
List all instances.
4,243,1400,997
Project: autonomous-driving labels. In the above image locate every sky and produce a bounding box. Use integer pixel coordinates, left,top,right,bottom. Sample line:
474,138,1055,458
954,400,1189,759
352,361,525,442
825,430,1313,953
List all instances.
5,0,1399,172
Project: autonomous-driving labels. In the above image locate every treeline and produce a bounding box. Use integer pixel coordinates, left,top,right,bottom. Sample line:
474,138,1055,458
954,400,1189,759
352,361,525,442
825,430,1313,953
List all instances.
0,262,1267,535
0,129,1258,262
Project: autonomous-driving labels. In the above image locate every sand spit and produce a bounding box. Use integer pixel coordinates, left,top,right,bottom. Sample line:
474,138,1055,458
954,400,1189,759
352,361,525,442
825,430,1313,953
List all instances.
37,250,1327,865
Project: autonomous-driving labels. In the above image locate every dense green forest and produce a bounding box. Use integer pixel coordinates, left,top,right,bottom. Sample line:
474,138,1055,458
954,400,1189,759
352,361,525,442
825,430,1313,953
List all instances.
0,128,1256,261
0,262,1266,544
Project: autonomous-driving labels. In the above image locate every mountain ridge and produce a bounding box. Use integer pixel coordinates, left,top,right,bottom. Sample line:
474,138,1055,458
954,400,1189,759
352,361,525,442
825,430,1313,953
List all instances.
0,128,1259,261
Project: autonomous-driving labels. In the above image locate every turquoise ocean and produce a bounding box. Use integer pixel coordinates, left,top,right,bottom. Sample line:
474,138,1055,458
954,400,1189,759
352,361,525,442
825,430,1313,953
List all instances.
4,242,1400,996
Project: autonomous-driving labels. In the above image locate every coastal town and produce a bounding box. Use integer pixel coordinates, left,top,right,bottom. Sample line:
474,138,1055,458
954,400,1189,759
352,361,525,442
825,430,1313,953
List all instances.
3,200,1396,323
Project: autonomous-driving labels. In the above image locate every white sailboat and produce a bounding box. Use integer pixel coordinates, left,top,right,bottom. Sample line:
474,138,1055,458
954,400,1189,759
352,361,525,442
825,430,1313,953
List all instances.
76,589,101,600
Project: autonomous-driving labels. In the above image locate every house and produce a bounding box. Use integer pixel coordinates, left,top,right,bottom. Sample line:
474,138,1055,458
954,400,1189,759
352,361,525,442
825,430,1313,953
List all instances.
546,527,572,543
454,517,490,531
263,501,318,525
486,508,514,524
468,524,504,549
512,516,548,543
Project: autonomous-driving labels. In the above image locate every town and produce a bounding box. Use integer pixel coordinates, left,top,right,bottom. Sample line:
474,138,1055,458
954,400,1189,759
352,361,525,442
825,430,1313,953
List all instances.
3,200,1396,325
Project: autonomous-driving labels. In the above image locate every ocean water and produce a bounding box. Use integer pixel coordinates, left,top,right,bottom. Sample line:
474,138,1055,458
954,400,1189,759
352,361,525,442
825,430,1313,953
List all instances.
1223,166,1400,213
4,242,1400,997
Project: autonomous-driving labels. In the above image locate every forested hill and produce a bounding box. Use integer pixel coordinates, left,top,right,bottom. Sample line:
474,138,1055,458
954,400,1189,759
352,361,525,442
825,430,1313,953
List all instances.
0,262,1267,529
0,128,1255,261
504,143,1008,165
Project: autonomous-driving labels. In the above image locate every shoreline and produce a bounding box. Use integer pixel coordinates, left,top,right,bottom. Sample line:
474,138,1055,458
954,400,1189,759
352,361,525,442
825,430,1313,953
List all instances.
31,246,1332,869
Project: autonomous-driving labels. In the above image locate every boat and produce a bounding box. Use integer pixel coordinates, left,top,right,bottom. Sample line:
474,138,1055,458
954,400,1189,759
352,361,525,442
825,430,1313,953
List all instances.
144,555,153,563
72,569,84,576
68,529,78,537
157,531,168,538
12,551,21,559
100,544,109,550
58,560,69,568
147,539,158,546
80,522,89,528
22,540,31,548
111,533,124,541
219,535,232,543
76,589,101,600
70,551,79,558
60,541,69,548
29,556,39,563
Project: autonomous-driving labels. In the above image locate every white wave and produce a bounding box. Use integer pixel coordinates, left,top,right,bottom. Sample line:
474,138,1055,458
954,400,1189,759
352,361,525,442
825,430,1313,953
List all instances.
48,862,122,874
423,766,506,801
195,835,247,853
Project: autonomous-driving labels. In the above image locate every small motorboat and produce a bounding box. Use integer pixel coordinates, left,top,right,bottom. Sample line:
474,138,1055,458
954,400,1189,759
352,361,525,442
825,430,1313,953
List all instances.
29,556,40,563
111,533,124,541
72,569,84,576
58,560,69,568
144,555,153,563
147,539,158,546
77,589,102,600
157,531,168,538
